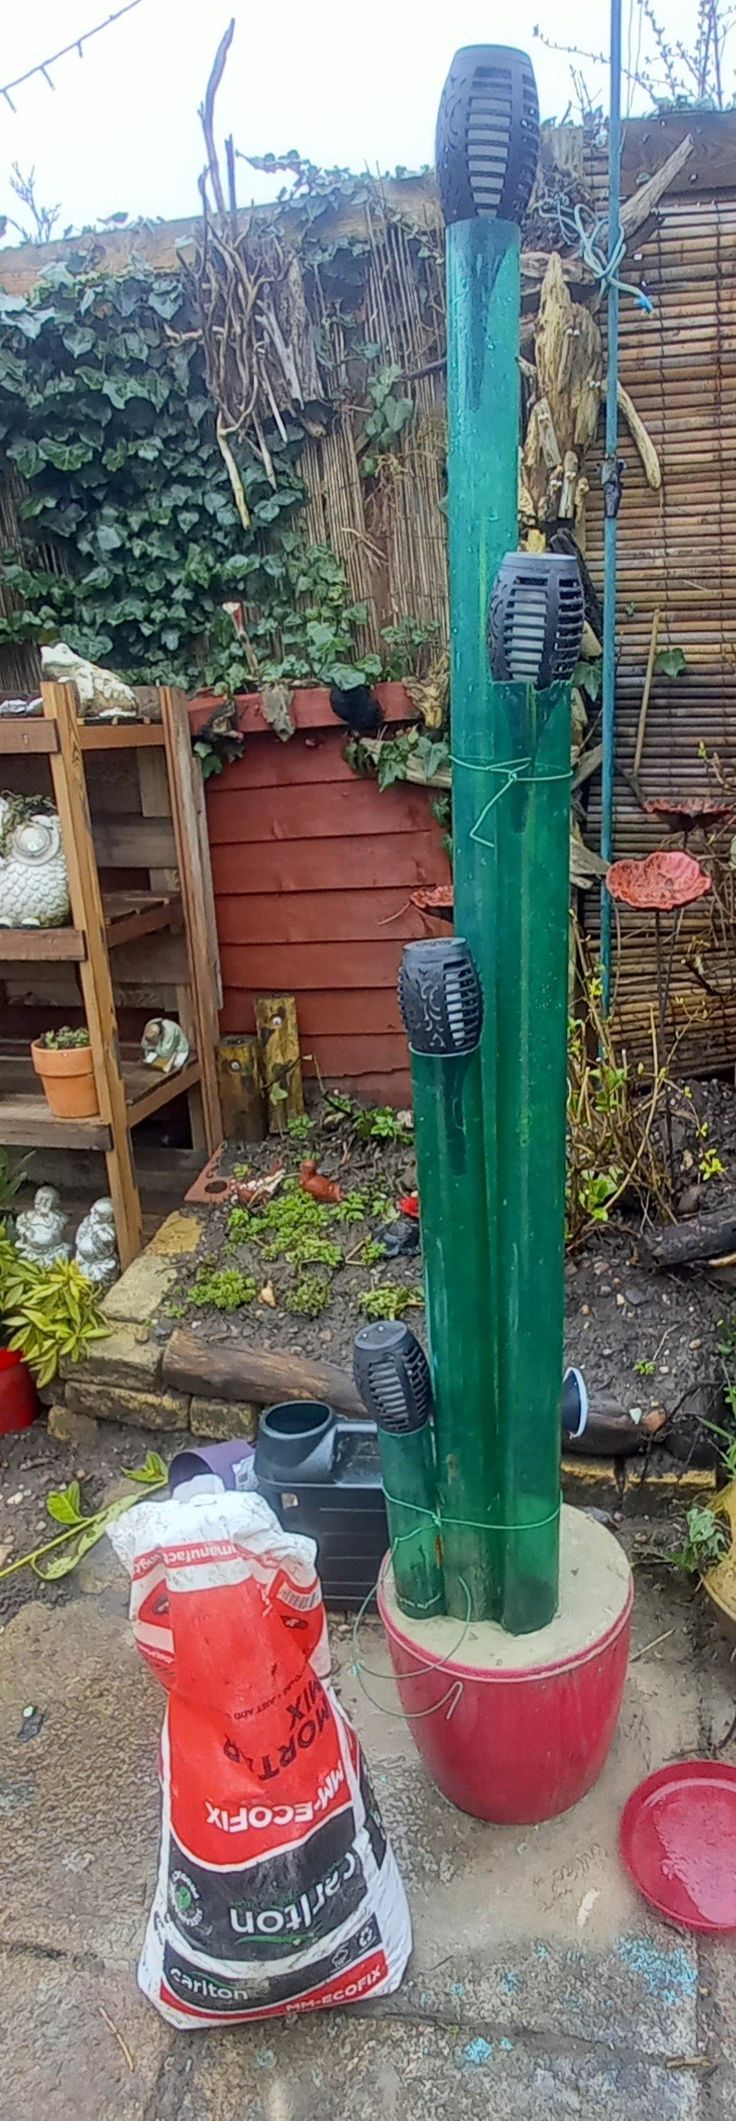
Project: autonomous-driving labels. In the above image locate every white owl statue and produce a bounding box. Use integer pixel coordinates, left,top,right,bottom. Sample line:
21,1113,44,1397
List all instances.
0,798,71,929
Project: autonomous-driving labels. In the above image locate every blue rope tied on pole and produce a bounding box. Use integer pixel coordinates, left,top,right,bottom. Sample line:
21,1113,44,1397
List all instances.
535,191,653,314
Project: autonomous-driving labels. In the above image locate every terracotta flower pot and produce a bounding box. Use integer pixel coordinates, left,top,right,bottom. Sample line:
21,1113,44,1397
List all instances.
31,1038,99,1120
702,1481,736,1647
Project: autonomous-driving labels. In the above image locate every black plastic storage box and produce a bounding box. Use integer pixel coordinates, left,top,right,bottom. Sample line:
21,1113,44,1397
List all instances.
254,1401,388,1607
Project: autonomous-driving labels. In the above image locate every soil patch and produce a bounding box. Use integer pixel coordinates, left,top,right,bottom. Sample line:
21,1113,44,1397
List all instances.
160,1092,736,1467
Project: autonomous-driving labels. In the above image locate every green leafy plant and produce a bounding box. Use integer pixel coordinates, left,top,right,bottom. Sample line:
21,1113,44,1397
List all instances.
0,1452,167,1585
700,1146,725,1182
2,1256,108,1386
358,1283,423,1321
286,1112,312,1140
353,1105,413,1143
369,1192,399,1223
188,1267,257,1311
359,364,413,479
634,1358,655,1377
36,1025,90,1050
676,1503,729,1577
0,1148,32,1215
358,1238,388,1266
380,617,440,680
285,1274,331,1318
576,1166,622,1224
333,1189,370,1224
573,658,603,703
258,1180,343,1269
226,1204,259,1246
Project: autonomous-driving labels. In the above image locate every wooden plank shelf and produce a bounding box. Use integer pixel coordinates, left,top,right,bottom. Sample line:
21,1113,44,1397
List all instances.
0,1078,110,1149
104,890,182,950
0,717,165,756
0,892,182,963
0,926,86,961
0,1049,202,1147
0,721,59,754
80,722,166,751
124,1054,201,1128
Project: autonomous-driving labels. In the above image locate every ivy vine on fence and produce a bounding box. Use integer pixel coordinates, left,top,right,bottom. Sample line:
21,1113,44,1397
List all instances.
0,259,389,694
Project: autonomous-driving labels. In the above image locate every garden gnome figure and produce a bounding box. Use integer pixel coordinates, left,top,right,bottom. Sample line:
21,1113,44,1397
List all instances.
16,1186,71,1268
74,1198,119,1289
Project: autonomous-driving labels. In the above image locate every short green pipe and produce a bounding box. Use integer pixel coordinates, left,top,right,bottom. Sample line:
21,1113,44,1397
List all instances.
409,1047,501,1620
377,1424,445,1620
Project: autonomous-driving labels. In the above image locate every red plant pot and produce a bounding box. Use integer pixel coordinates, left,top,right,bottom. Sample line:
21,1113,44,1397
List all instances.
378,1509,633,1825
0,1346,39,1433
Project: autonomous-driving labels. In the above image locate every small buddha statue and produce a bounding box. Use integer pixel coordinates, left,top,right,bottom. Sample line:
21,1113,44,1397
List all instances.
15,1186,71,1268
74,1198,119,1290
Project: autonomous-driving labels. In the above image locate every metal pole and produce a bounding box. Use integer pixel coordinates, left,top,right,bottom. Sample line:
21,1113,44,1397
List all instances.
600,0,623,1011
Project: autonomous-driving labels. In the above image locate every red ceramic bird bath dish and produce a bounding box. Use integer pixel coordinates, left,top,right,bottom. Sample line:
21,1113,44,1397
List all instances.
621,1762,736,1932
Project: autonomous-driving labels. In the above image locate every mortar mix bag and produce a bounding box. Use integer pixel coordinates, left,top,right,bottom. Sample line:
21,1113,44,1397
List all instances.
109,1490,411,2027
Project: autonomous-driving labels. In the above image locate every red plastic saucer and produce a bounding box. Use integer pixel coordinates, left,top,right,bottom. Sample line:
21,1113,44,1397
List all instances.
621,1761,736,1932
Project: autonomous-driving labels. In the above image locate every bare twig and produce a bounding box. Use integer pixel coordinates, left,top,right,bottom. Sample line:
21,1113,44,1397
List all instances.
97,2005,134,2072
198,20,235,219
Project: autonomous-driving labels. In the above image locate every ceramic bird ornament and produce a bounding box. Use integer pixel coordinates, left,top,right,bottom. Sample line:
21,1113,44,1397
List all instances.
141,1017,191,1075
0,798,71,928
41,643,137,720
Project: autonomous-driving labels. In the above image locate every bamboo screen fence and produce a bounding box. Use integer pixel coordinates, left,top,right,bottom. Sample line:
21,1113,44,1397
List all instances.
1,113,736,1074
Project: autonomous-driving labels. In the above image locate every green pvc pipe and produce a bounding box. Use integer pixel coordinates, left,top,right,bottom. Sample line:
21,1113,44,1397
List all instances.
378,1424,445,1621
447,217,565,1632
600,0,623,1013
409,1048,500,1621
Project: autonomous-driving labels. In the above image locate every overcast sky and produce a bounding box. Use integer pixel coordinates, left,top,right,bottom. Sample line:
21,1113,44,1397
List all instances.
0,0,725,242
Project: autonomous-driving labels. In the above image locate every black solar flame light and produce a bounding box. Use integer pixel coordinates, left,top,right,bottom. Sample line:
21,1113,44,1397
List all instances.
353,1320,433,1436
398,938,483,1057
487,552,585,688
435,46,539,228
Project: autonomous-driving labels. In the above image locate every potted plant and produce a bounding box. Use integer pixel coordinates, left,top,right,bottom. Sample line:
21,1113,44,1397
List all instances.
31,1026,98,1120
0,1221,38,1432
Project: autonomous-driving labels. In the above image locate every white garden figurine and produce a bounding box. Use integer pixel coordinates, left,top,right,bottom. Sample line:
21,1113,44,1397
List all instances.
16,1186,71,1268
74,1198,119,1289
0,798,71,929
141,1017,191,1075
41,642,137,720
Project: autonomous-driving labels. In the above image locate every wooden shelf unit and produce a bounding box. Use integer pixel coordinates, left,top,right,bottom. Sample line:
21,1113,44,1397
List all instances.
0,683,223,1267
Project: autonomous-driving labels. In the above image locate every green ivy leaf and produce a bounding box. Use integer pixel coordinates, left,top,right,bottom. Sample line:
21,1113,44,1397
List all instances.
654,646,687,678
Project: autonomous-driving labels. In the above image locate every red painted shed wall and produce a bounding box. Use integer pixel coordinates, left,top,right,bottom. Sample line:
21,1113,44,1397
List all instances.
191,685,451,1105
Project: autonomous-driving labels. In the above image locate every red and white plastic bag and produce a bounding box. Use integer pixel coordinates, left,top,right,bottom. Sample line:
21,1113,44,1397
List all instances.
109,1490,411,2027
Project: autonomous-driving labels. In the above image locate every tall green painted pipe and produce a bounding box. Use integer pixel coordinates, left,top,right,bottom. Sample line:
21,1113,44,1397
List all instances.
447,217,566,1632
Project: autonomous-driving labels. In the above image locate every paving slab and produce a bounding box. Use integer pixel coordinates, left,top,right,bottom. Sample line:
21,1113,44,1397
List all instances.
0,1949,171,2121
0,1602,160,1966
0,1546,730,2121
151,2016,700,2121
